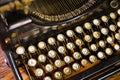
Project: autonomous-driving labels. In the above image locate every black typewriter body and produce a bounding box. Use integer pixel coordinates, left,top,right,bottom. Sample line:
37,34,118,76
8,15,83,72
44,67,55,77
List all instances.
0,0,120,80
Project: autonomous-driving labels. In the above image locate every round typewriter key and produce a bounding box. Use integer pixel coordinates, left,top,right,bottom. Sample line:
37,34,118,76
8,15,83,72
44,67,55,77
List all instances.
57,34,65,42
81,48,90,56
28,45,37,53
97,52,106,59
58,46,66,54
63,67,72,75
84,22,92,30
93,19,100,26
75,39,83,46
117,21,120,27
38,54,46,62
64,56,72,64
81,59,88,66
54,59,62,68
114,44,120,50
115,33,120,40
99,40,106,48
90,44,98,51
110,12,117,19
45,64,53,72
66,42,75,50
93,31,101,39
101,28,109,35
117,9,120,15
75,26,84,34
110,0,119,8
48,37,56,45
84,35,92,42
73,52,82,60
44,76,52,80
105,48,113,55
48,50,57,59
16,46,25,55
54,71,63,79
72,63,80,71
109,24,117,31
35,68,44,77
38,41,46,49
101,16,109,23
89,55,97,63
107,36,114,44
66,30,75,37
28,58,37,67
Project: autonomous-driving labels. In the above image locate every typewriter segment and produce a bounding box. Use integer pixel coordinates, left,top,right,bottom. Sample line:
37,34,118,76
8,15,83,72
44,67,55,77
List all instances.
0,0,120,80
14,7,120,80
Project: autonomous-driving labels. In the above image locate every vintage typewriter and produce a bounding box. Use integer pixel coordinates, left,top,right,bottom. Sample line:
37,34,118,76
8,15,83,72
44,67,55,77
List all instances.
0,0,120,80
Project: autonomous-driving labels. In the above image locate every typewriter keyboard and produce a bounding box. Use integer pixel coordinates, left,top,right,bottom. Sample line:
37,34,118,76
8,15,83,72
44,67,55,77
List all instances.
14,8,120,80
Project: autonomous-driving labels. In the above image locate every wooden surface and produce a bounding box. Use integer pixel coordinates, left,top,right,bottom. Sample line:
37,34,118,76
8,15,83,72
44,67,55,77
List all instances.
0,45,15,80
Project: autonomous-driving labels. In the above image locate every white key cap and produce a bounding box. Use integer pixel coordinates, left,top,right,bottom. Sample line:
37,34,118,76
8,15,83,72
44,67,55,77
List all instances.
105,48,113,55
93,31,101,39
54,59,62,68
38,54,46,62
16,46,25,55
58,46,66,54
64,56,72,64
45,64,53,72
66,42,75,50
28,58,37,67
110,12,117,19
97,52,106,59
66,30,75,37
81,59,88,66
48,50,57,59
101,16,108,23
99,40,106,48
117,9,120,15
63,67,71,75
109,24,117,31
75,26,84,34
84,35,92,42
57,34,65,42
73,52,82,60
117,21,120,27
114,44,120,50
44,76,52,80
89,55,97,63
48,37,56,45
81,48,90,56
84,22,92,30
107,36,114,44
115,33,120,40
90,44,98,51
35,68,44,77
28,45,37,53
38,41,46,49
75,39,84,46
54,71,62,79
93,19,100,26
101,28,109,35
72,63,80,71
